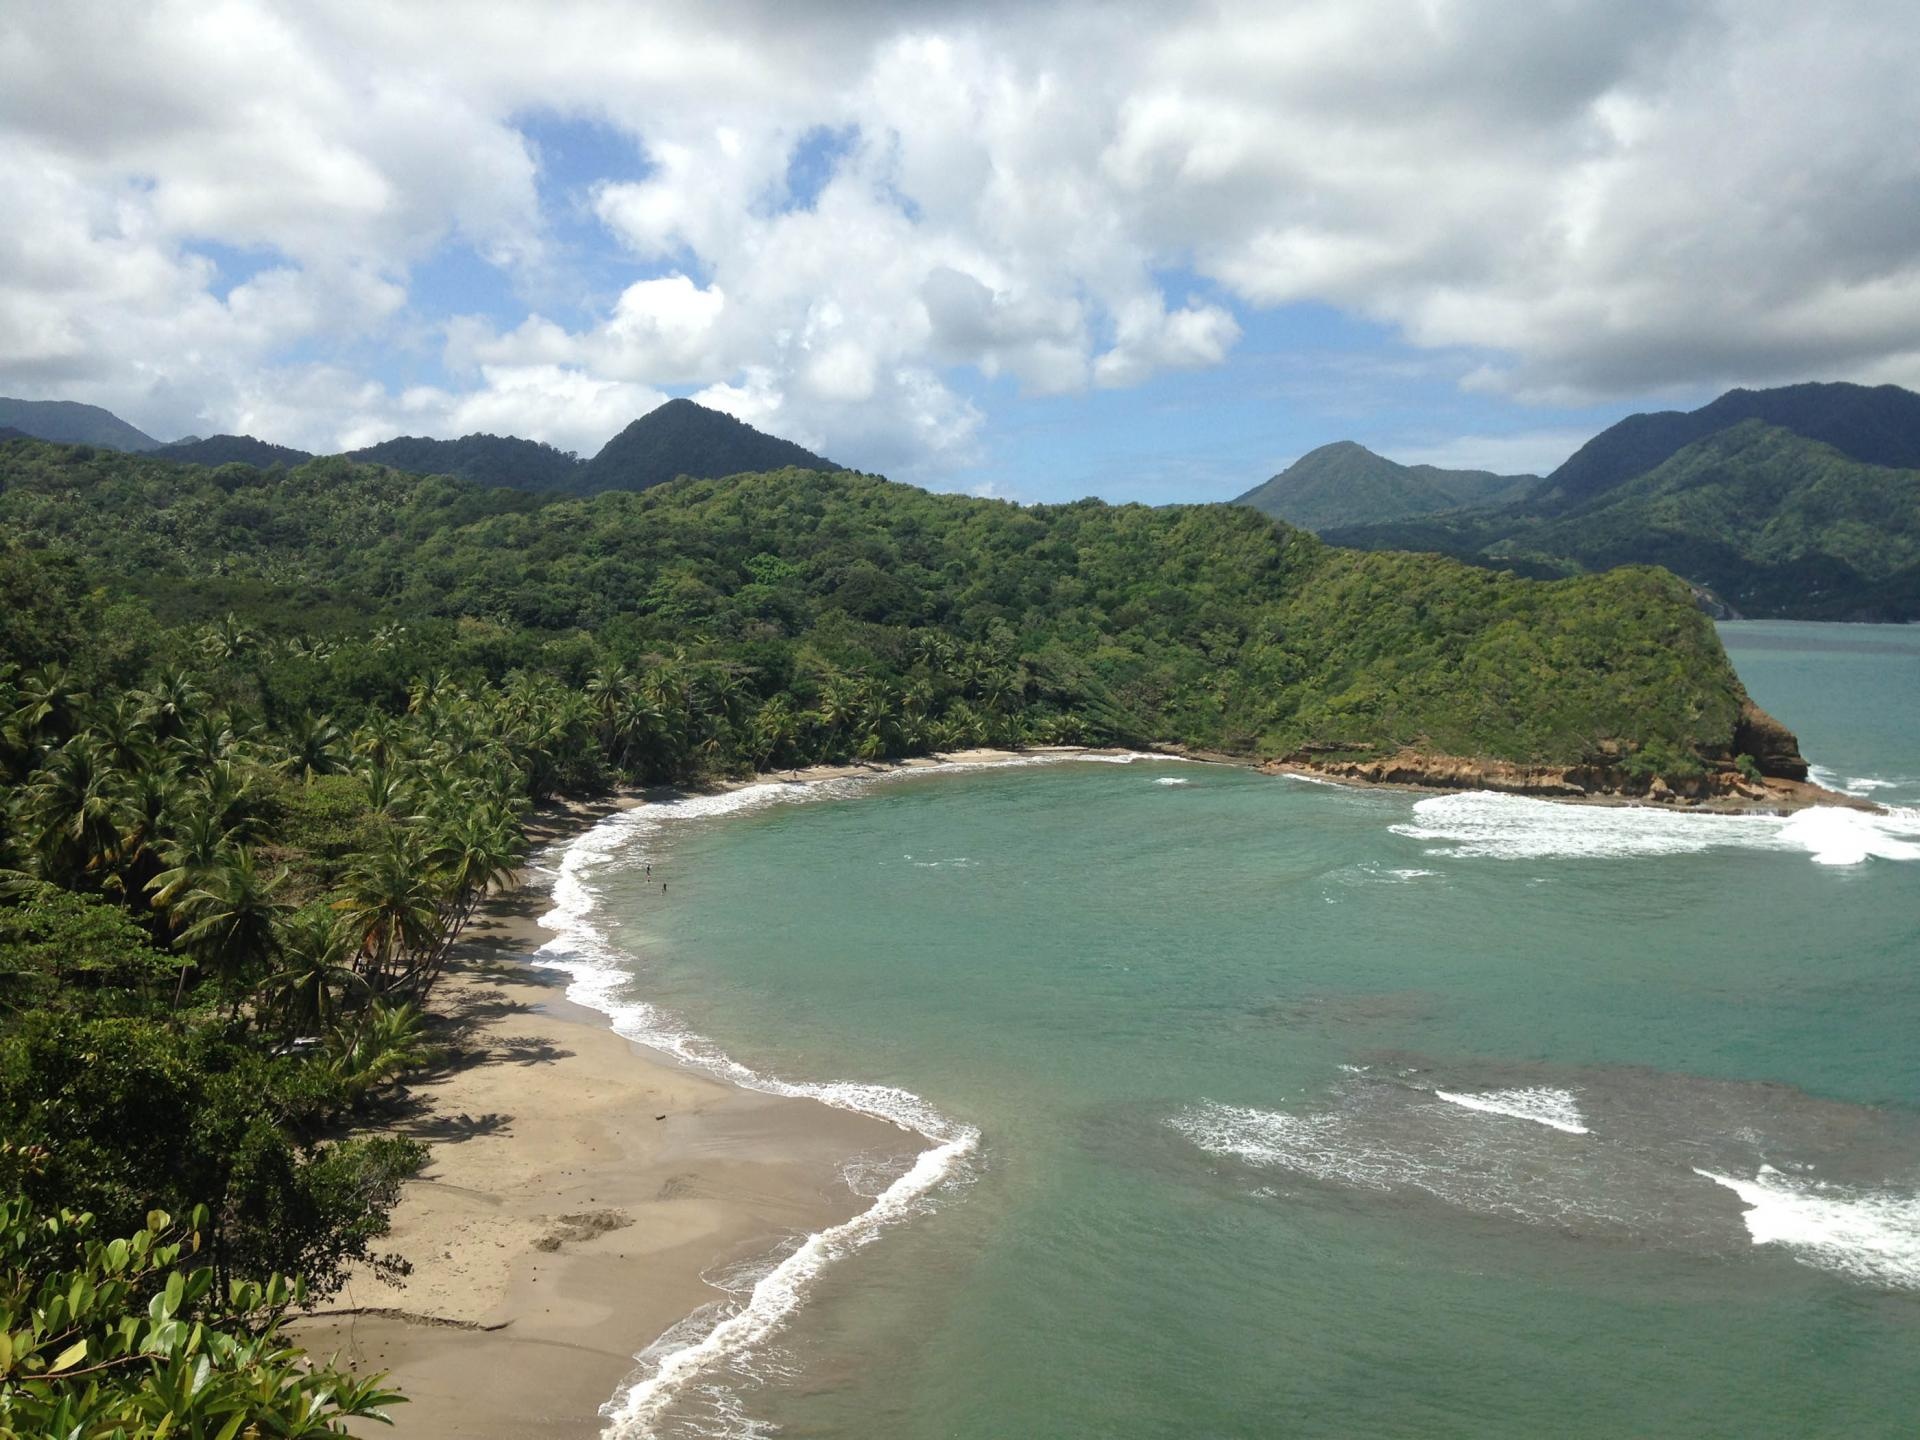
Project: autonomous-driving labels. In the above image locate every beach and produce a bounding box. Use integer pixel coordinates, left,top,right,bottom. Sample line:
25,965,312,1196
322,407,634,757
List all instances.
294,757,1036,1438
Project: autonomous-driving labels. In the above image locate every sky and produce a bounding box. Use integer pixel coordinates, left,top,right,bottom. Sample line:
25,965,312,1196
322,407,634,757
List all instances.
3,0,1919,504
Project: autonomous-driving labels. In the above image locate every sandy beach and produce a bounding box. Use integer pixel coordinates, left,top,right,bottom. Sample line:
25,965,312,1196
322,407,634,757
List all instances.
294,753,1052,1438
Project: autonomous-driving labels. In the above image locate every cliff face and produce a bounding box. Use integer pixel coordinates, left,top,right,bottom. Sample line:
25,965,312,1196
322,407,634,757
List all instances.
1732,699,1810,780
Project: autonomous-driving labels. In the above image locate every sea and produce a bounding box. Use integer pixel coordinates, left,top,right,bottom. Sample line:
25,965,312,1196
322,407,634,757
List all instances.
535,620,1920,1439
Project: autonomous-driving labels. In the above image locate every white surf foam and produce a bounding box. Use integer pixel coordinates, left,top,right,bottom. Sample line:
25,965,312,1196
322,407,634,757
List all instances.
1810,765,1907,798
1154,776,1191,786
1394,790,1920,867
535,754,1173,1435
1434,1086,1590,1134
1694,1166,1920,1290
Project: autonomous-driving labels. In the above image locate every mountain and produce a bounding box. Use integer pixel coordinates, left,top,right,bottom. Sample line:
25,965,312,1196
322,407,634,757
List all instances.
0,427,31,443
347,433,584,491
0,397,159,451
1478,423,1920,619
576,398,842,495
1532,381,1920,514
1323,382,1920,621
1234,441,1536,532
156,434,315,468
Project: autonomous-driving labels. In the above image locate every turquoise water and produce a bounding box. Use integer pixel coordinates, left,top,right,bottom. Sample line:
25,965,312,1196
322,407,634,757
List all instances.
546,622,1920,1438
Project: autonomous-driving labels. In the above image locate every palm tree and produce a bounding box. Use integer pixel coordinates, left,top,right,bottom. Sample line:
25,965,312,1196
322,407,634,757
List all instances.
352,713,404,767
136,670,206,746
409,809,524,997
20,736,128,890
146,806,235,915
336,829,440,995
174,846,289,1011
816,674,863,757
117,759,183,910
192,760,265,844
172,709,240,770
751,696,799,772
84,693,158,774
263,905,363,1038
326,1000,440,1097
280,712,349,782
8,663,90,753
199,612,259,664
585,661,634,750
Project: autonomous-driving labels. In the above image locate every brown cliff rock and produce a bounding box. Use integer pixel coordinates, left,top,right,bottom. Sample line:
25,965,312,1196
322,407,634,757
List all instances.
1732,699,1810,780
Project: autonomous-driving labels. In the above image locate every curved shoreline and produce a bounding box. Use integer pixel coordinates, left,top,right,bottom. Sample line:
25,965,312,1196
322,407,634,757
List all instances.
301,743,1897,1436
299,748,1133,1438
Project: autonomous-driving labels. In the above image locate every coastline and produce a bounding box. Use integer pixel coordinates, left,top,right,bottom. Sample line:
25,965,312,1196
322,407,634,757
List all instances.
293,741,1885,1437
294,750,1058,1438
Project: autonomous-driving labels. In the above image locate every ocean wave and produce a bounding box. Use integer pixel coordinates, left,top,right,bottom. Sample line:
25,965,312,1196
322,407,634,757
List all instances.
1434,1086,1590,1134
1154,776,1192,786
1695,1166,1920,1289
1392,790,1920,866
1170,1065,1920,1289
1810,764,1911,799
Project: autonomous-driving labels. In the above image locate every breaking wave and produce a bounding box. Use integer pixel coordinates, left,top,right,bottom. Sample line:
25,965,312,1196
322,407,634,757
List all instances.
1171,1064,1920,1289
1393,790,1920,866
1435,1086,1590,1134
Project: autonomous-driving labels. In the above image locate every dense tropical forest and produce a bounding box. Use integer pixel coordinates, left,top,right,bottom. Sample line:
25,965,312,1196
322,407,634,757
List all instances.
0,430,1756,1428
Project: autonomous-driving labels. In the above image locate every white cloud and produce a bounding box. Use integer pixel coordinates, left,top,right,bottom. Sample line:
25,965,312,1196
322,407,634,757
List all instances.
1,0,1918,471
1393,429,1597,479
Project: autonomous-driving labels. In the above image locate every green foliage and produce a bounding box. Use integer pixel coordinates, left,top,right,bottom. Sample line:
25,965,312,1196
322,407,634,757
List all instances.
1328,393,1920,621
0,883,175,1020
0,1015,423,1298
1235,440,1535,533
0,1194,404,1437
575,396,843,495
156,433,314,468
348,431,581,490
0,442,1755,767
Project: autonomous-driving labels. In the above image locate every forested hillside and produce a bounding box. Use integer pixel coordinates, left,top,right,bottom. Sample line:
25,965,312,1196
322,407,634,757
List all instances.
1329,423,1920,620
576,397,842,494
0,396,160,450
1235,441,1534,532
0,435,1751,767
1317,382,1920,618
348,432,584,491
158,433,316,468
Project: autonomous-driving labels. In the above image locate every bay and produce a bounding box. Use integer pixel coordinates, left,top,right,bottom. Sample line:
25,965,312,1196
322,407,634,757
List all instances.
566,621,1920,1438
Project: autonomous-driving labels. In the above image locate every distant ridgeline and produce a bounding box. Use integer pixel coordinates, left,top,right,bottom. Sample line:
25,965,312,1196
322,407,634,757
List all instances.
1248,383,1920,622
0,394,842,498
0,429,1780,785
